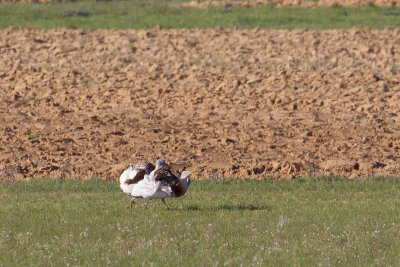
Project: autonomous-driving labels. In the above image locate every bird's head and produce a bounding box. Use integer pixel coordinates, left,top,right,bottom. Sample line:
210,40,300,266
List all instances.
155,159,168,170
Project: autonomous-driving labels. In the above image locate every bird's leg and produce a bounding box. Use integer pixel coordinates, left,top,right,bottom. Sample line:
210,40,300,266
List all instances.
150,200,154,213
162,199,169,210
141,199,150,209
130,197,136,210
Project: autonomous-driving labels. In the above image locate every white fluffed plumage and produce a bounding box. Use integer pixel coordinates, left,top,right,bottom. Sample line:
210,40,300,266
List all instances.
131,169,171,199
119,163,147,195
119,163,134,195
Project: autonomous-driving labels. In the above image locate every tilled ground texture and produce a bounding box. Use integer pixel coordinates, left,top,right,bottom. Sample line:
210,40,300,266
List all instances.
1,28,400,180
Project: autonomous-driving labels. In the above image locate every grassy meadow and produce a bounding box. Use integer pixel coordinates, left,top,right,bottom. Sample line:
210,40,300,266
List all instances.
1,1,400,29
1,178,400,265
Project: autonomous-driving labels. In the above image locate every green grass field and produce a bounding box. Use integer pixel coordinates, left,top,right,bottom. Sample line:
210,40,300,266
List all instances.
1,1,400,29
1,178,400,266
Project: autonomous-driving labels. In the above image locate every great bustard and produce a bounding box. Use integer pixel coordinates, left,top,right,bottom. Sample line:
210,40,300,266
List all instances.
120,159,191,209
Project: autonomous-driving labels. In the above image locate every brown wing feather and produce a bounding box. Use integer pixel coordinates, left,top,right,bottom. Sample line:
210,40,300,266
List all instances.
125,169,146,185
154,167,169,182
154,166,186,197
172,182,185,197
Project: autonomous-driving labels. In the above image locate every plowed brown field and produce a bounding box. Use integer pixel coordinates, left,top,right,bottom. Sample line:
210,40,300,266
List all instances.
1,28,400,180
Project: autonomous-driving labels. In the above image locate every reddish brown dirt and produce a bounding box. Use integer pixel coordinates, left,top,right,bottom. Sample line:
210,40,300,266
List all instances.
1,28,400,180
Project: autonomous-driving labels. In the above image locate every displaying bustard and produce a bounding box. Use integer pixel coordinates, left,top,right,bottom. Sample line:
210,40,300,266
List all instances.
120,159,191,209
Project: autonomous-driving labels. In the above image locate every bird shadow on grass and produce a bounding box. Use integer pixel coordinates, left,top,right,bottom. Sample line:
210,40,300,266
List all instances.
183,203,272,211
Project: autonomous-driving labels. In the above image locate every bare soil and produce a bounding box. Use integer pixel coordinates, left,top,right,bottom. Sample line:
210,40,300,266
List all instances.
1,28,400,180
